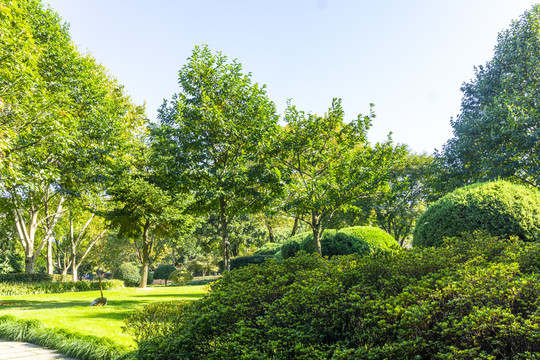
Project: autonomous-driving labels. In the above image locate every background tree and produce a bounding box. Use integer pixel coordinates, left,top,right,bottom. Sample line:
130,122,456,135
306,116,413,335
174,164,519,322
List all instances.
152,45,282,271
276,99,406,254
436,4,540,191
107,173,196,288
0,0,145,274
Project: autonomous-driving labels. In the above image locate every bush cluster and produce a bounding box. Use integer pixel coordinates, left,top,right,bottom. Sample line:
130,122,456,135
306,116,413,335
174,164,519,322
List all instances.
113,263,141,287
253,242,282,256
131,233,540,359
0,279,124,296
413,180,540,247
0,273,54,283
282,226,399,259
153,264,176,286
168,269,193,285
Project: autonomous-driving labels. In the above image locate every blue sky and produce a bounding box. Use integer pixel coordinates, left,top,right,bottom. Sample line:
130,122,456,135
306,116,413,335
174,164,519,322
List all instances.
46,0,539,153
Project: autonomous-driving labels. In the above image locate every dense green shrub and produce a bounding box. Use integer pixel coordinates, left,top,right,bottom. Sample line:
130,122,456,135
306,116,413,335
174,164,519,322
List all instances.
413,180,540,247
0,273,54,283
153,264,176,286
230,255,272,270
282,226,399,259
0,250,22,274
133,233,540,359
0,279,124,296
168,270,193,285
253,242,282,256
124,301,189,343
114,263,141,287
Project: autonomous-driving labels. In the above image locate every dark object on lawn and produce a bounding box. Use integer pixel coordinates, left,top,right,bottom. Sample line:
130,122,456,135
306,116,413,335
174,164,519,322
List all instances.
90,272,107,306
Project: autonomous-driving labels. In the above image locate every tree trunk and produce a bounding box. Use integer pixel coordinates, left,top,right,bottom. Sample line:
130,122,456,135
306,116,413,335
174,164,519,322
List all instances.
312,211,322,255
266,222,275,243
47,235,53,275
219,197,230,272
139,220,151,288
24,257,35,274
291,217,299,237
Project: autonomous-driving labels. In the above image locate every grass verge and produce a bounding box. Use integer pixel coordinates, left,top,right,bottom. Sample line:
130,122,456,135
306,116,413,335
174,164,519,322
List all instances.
0,285,207,359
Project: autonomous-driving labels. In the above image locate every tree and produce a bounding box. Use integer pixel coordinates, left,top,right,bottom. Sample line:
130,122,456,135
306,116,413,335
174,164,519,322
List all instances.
152,45,282,271
107,174,195,288
368,151,433,246
437,5,540,191
276,99,405,254
0,0,146,273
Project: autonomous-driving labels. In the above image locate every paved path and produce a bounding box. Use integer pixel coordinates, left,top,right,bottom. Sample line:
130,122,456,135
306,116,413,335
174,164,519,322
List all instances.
0,340,77,360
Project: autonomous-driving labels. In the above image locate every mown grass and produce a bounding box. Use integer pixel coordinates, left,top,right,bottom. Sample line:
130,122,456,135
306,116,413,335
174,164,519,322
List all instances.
0,285,207,350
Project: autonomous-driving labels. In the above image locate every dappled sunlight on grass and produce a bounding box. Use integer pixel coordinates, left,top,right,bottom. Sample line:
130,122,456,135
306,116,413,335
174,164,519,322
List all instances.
0,285,207,348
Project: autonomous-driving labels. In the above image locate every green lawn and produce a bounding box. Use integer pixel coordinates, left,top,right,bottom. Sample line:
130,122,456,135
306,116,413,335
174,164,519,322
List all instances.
0,285,207,350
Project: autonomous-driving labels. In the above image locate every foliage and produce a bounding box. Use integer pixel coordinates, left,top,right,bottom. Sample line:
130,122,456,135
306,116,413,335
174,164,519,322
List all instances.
0,0,146,274
435,5,540,191
146,271,154,286
133,234,540,359
152,45,282,271
113,263,141,287
282,226,399,259
0,315,130,360
153,264,176,286
168,269,193,286
123,301,189,343
253,242,282,256
0,279,124,296
276,98,406,254
0,273,53,283
218,255,273,272
413,180,540,247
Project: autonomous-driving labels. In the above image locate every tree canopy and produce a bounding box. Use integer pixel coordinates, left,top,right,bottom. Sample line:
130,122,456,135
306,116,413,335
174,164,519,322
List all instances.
436,4,540,191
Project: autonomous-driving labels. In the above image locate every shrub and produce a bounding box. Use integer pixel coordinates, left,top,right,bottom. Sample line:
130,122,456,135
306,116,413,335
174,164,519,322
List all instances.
113,263,141,287
230,255,272,270
413,180,540,247
0,279,124,296
0,273,54,283
168,270,193,286
133,234,540,359
282,227,399,259
253,242,282,256
147,271,154,286
153,264,176,286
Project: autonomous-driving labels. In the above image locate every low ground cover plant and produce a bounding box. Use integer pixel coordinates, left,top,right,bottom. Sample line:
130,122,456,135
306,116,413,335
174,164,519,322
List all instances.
129,232,540,359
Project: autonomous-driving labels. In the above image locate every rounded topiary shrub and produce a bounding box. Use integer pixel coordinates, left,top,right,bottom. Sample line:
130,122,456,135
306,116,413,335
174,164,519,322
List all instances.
253,243,282,256
168,269,193,286
282,227,399,259
154,264,176,286
413,180,540,247
114,262,141,287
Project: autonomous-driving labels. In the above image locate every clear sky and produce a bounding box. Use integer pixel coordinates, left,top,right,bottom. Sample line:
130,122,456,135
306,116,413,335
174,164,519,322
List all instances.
45,0,539,154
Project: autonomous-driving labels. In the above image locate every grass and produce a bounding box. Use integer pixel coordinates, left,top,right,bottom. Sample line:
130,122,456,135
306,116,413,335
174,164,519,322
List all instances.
0,285,207,350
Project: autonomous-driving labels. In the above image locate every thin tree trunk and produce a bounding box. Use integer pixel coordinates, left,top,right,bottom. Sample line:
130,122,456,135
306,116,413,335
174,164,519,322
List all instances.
291,217,299,237
312,211,322,255
219,197,230,272
266,222,275,243
139,220,151,288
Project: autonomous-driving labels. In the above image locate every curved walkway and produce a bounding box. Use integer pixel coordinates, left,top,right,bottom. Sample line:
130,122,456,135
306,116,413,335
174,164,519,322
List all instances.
0,340,77,360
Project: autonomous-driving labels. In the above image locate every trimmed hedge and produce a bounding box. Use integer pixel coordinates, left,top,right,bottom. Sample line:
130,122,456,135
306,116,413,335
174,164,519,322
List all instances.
132,233,540,359
0,273,54,283
253,242,282,256
413,180,540,247
282,226,399,259
0,279,124,296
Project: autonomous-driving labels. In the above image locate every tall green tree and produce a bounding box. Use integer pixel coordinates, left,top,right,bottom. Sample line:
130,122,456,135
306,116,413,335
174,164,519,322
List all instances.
277,99,405,254
0,0,145,273
107,172,196,288
152,45,282,271
437,4,540,191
